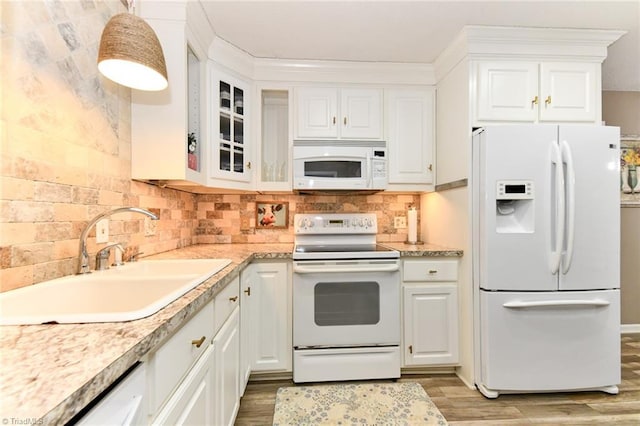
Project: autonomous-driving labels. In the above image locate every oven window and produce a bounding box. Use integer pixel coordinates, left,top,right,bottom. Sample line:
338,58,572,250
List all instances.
304,161,362,178
314,281,380,326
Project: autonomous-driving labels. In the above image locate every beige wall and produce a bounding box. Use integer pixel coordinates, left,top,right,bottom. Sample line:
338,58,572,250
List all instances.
603,91,640,135
621,208,640,325
603,91,640,325
0,1,421,292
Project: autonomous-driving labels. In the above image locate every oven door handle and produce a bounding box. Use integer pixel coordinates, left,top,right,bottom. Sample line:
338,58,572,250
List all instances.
293,264,399,274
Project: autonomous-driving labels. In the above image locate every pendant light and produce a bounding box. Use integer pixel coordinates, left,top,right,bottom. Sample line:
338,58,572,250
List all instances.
97,0,168,91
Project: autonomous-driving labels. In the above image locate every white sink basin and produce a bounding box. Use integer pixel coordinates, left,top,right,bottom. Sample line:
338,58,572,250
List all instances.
0,259,232,325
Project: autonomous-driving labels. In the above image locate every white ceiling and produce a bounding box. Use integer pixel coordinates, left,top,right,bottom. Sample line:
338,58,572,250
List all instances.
200,0,640,92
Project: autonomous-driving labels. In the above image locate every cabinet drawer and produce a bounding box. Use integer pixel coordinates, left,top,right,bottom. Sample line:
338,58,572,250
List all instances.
214,276,240,334
403,260,458,282
150,301,214,413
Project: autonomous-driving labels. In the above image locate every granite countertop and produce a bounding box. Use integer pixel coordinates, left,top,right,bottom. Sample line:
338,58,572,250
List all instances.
621,192,640,207
0,242,462,425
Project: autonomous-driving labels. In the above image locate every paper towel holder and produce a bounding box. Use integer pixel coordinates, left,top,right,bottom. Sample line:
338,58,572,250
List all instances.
405,205,424,245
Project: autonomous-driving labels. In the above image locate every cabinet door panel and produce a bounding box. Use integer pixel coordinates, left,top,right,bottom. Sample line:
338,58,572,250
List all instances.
476,62,538,122
295,88,338,139
403,285,458,366
539,62,597,122
387,89,434,184
341,89,383,139
251,262,291,372
152,345,214,425
214,308,240,426
211,67,251,183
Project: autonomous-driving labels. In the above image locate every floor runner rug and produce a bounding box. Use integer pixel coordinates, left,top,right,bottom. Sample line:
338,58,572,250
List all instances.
272,381,447,425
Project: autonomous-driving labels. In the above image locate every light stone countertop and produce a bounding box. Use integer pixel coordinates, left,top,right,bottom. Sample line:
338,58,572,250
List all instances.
621,192,640,207
0,242,462,425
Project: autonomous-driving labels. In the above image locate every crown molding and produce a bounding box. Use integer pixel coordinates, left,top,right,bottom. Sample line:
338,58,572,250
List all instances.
435,25,626,82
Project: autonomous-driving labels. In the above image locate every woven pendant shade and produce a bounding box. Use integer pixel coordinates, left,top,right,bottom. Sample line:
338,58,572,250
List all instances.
98,13,168,91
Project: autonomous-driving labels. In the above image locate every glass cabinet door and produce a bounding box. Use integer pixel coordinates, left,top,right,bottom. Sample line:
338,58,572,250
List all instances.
259,88,290,190
187,46,200,172
218,80,245,174
212,68,250,183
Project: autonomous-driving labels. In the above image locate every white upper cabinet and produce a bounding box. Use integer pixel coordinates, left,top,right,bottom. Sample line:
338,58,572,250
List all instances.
539,62,597,122
294,87,383,140
386,88,435,187
210,66,253,186
475,61,598,124
131,20,208,185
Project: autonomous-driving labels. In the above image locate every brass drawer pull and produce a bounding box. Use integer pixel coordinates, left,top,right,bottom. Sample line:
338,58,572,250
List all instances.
428,270,438,274
531,95,538,106
229,296,238,302
545,95,552,106
191,336,206,348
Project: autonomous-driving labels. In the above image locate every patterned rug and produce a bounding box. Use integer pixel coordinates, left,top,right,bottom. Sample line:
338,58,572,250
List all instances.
272,382,448,425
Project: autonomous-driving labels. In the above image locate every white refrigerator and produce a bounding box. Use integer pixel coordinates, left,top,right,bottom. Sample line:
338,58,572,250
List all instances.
472,125,621,398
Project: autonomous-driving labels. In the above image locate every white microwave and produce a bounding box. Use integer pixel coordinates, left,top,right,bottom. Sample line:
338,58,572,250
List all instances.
292,141,388,191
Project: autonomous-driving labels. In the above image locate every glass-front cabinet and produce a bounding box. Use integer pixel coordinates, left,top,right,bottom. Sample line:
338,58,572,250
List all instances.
187,46,201,173
211,66,252,184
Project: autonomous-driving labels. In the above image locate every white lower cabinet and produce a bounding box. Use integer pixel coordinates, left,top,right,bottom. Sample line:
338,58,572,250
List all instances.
402,259,459,367
152,344,215,425
149,277,241,425
213,306,240,426
241,261,291,373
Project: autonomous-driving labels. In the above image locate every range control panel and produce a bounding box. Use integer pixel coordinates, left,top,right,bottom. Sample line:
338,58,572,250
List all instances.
294,213,378,234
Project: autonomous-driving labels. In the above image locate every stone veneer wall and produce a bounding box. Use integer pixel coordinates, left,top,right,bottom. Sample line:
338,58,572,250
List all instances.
0,1,422,293
195,193,421,244
0,1,198,292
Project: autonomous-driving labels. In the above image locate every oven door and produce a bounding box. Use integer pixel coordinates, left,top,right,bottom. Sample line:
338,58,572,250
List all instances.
293,259,400,348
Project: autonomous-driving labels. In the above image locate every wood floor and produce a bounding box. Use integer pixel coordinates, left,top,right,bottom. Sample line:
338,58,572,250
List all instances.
235,334,640,425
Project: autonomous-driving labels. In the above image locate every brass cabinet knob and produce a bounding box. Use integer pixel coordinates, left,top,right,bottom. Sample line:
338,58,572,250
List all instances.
532,95,539,106
545,95,552,106
191,336,206,348
244,287,251,296
246,161,251,169
229,296,238,302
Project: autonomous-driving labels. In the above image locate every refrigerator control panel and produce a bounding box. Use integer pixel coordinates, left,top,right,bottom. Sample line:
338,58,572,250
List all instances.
496,180,534,200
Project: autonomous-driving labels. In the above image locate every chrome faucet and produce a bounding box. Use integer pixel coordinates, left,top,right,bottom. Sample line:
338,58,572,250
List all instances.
77,207,158,274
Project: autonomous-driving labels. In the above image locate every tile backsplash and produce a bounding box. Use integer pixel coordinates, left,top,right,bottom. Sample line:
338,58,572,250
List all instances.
195,193,420,244
0,0,421,292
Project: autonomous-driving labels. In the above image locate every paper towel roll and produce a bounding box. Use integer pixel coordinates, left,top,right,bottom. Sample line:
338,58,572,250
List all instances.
407,207,417,244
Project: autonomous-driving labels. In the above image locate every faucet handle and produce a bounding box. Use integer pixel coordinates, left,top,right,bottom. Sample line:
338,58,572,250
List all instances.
128,251,144,262
96,243,125,271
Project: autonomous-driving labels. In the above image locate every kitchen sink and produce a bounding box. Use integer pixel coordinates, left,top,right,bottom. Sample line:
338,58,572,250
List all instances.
0,259,232,325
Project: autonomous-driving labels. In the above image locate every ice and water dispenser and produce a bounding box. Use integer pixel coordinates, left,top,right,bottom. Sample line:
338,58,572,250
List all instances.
495,180,534,233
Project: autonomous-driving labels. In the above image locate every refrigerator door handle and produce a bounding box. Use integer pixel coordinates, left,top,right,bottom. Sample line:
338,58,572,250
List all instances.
560,140,576,274
550,141,565,274
503,300,611,308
